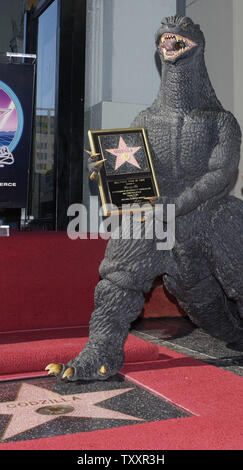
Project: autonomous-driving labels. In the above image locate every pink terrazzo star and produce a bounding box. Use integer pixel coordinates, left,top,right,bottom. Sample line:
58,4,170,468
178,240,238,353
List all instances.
105,136,142,170
0,383,143,441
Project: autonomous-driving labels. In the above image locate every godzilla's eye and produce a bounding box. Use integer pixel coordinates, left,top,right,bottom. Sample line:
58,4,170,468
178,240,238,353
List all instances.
183,22,189,27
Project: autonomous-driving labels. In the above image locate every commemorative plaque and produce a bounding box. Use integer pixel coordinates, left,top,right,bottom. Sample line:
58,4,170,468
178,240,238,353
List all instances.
88,128,160,215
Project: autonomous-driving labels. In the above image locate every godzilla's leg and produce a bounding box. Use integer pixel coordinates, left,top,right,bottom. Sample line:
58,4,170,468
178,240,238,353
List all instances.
62,278,146,381
163,273,243,346
200,199,243,348
162,200,243,348
47,226,162,381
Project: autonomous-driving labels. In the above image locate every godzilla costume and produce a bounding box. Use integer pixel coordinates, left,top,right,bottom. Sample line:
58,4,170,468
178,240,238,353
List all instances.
46,15,243,381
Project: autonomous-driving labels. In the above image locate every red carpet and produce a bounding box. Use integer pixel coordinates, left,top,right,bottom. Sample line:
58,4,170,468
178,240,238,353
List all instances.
0,344,242,450
0,231,242,450
0,232,106,332
0,230,181,380
0,231,182,333
0,230,183,388
143,283,184,318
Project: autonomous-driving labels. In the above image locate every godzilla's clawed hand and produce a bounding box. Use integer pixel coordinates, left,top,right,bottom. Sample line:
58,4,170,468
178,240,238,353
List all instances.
85,149,106,181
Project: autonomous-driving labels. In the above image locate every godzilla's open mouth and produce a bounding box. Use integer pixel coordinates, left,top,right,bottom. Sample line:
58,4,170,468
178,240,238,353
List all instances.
160,33,197,60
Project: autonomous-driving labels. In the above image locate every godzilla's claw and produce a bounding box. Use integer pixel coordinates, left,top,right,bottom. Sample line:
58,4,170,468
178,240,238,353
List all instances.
143,196,158,203
89,171,96,181
45,363,62,375
85,149,100,159
62,367,75,379
89,160,106,180
99,365,108,375
94,158,107,168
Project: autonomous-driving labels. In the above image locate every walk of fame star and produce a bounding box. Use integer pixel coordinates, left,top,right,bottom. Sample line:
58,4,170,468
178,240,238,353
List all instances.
0,383,143,441
105,136,142,170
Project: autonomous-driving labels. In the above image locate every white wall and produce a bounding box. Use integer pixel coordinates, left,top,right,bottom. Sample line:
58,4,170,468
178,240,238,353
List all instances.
111,0,176,106
187,0,243,200
85,0,177,111
187,0,234,113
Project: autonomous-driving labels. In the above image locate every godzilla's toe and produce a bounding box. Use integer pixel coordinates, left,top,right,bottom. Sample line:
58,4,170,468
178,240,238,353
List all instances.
59,363,112,382
45,363,63,376
62,367,75,379
99,365,108,375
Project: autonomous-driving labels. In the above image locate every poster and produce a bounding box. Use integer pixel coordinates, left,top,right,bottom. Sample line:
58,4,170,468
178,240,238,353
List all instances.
0,63,35,208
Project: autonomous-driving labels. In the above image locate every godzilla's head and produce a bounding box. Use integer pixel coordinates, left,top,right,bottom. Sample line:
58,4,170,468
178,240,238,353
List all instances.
155,15,205,65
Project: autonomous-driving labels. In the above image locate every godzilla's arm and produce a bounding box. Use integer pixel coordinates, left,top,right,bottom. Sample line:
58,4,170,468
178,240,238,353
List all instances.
155,111,241,218
131,110,241,216
172,112,241,217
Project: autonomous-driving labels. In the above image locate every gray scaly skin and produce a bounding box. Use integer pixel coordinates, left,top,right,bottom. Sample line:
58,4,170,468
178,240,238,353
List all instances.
46,15,243,381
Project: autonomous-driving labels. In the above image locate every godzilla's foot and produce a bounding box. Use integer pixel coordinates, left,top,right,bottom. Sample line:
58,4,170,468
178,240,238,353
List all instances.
45,344,124,382
45,363,110,380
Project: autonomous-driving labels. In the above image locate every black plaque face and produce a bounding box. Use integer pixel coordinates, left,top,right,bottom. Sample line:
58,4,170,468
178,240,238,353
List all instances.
88,128,160,215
